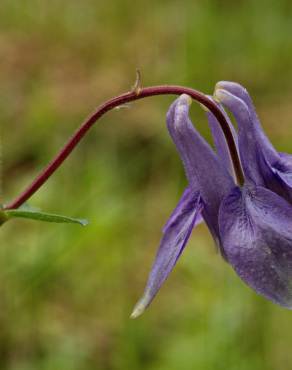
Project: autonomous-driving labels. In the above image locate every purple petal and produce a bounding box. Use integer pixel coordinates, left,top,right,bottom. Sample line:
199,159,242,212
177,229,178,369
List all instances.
215,81,280,164
215,82,292,190
279,152,292,167
206,96,238,180
272,156,292,189
166,94,235,241
219,185,292,308
215,89,292,202
131,191,203,318
163,187,203,233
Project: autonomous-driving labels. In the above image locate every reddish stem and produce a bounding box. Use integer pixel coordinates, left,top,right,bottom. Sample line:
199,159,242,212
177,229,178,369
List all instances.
4,85,244,210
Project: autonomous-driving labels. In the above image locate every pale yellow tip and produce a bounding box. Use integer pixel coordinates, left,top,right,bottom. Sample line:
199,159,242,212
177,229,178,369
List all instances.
213,88,226,103
180,94,192,106
130,292,151,319
130,303,145,319
199,102,209,112
214,81,225,91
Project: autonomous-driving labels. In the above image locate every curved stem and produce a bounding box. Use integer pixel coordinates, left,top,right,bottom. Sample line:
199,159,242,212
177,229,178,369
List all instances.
4,85,244,210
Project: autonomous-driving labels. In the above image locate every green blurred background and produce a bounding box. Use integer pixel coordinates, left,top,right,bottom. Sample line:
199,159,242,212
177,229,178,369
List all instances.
1,1,292,369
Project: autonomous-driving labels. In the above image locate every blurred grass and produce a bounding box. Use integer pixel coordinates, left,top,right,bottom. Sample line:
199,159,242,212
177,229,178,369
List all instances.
1,0,292,369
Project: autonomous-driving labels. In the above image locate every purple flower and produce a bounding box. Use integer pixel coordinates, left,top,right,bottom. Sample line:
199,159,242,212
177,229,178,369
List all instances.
131,85,292,318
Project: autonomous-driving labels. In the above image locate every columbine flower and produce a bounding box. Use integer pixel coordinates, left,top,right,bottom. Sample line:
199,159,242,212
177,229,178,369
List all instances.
131,86,292,318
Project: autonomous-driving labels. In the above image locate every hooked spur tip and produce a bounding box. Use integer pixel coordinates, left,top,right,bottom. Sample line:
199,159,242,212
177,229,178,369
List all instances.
213,88,229,103
214,81,240,92
214,81,226,91
173,95,192,133
180,94,192,106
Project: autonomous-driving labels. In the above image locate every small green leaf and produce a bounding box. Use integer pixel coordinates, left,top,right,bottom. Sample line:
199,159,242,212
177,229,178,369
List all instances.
4,209,88,226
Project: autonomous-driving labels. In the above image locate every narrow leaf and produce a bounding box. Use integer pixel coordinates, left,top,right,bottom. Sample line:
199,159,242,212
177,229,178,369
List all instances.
4,209,88,226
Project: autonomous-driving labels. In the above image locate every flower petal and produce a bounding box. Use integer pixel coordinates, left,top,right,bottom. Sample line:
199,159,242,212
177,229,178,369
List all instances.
279,152,292,167
219,185,292,308
215,82,292,190
215,88,292,202
166,94,235,240
206,95,238,179
163,187,203,233
131,191,203,318
215,81,280,164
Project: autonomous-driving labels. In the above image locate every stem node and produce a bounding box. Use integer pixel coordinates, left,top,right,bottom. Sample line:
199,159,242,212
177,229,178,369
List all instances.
131,69,142,96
